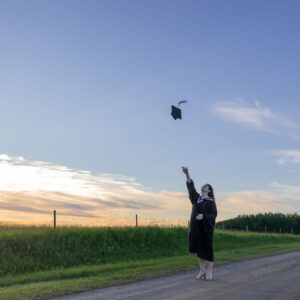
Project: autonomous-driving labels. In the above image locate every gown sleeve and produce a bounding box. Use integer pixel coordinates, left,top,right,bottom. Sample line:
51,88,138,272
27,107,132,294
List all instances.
203,201,217,231
186,179,200,205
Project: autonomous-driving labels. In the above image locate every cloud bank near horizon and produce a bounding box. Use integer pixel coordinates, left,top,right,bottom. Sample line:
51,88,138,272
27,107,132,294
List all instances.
0,154,298,225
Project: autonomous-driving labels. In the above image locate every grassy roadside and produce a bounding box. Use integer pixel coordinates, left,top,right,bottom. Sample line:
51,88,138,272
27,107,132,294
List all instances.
1,235,300,300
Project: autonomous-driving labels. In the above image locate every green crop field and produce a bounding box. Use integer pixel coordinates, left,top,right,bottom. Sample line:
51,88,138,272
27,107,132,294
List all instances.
1,225,300,300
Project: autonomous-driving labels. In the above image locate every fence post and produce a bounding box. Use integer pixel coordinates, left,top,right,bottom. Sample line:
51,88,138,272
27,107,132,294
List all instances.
280,228,282,234
136,214,138,227
222,223,224,231
291,228,293,235
246,225,248,232
265,225,267,233
53,210,56,228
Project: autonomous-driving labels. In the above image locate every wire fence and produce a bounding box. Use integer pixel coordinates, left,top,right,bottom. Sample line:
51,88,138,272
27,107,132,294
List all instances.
0,211,190,229
215,222,299,234
1,211,299,235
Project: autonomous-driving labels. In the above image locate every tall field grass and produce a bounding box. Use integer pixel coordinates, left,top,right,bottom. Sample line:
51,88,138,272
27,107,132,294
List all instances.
1,225,300,277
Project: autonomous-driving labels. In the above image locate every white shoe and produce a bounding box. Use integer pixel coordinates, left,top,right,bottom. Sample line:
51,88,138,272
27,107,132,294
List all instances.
195,269,206,280
205,271,213,280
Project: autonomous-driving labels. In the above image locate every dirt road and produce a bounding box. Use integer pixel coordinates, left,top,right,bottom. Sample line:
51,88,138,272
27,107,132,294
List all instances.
51,250,300,300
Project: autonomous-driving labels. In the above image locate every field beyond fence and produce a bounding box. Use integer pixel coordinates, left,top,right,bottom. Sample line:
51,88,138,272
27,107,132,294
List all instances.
215,212,300,234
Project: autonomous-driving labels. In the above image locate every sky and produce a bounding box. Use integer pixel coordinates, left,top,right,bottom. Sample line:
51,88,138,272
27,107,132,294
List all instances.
0,0,300,226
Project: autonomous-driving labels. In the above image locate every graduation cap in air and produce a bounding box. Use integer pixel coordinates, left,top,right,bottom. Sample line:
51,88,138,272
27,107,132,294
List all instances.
171,100,187,120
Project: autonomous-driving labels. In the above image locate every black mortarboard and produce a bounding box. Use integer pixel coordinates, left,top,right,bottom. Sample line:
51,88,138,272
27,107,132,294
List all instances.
171,105,181,120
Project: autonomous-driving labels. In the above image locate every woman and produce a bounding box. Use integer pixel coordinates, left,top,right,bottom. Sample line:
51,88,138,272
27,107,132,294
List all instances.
182,166,217,280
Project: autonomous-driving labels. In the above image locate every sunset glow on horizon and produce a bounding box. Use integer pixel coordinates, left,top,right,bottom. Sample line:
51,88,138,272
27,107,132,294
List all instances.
0,154,298,227
1,1,300,227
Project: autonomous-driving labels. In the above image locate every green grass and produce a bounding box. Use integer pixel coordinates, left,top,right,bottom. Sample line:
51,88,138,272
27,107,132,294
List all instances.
0,225,188,275
0,226,299,300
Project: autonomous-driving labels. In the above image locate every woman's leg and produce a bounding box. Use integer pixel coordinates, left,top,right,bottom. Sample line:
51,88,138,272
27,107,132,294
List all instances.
200,257,206,271
195,257,206,279
207,260,213,273
206,260,214,280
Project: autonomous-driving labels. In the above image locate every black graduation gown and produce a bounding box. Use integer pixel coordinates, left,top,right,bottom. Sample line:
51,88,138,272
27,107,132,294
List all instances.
187,179,217,262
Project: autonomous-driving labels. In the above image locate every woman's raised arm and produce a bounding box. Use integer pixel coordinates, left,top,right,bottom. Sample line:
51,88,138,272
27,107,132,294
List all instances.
182,166,199,204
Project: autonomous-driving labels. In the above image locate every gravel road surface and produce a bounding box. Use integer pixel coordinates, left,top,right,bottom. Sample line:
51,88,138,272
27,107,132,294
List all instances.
51,250,300,300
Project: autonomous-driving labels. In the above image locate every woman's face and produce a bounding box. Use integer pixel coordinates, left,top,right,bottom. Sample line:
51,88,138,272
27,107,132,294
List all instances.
201,184,210,193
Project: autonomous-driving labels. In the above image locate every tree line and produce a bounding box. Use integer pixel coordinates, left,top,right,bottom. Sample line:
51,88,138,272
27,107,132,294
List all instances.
215,212,300,234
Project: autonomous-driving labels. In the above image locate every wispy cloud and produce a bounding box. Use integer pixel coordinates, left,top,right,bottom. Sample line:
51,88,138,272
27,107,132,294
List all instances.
268,182,300,194
217,187,300,221
267,149,300,165
210,98,299,140
215,181,300,221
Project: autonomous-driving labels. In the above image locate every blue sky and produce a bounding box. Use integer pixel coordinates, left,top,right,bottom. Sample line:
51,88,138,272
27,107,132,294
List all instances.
0,0,299,225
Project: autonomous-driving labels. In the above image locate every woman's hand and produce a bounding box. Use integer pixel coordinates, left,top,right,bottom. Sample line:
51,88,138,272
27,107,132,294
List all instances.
182,166,189,175
182,166,191,182
195,214,203,221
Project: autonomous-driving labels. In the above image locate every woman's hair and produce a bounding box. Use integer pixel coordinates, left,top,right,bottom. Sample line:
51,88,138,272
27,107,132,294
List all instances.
206,184,215,201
